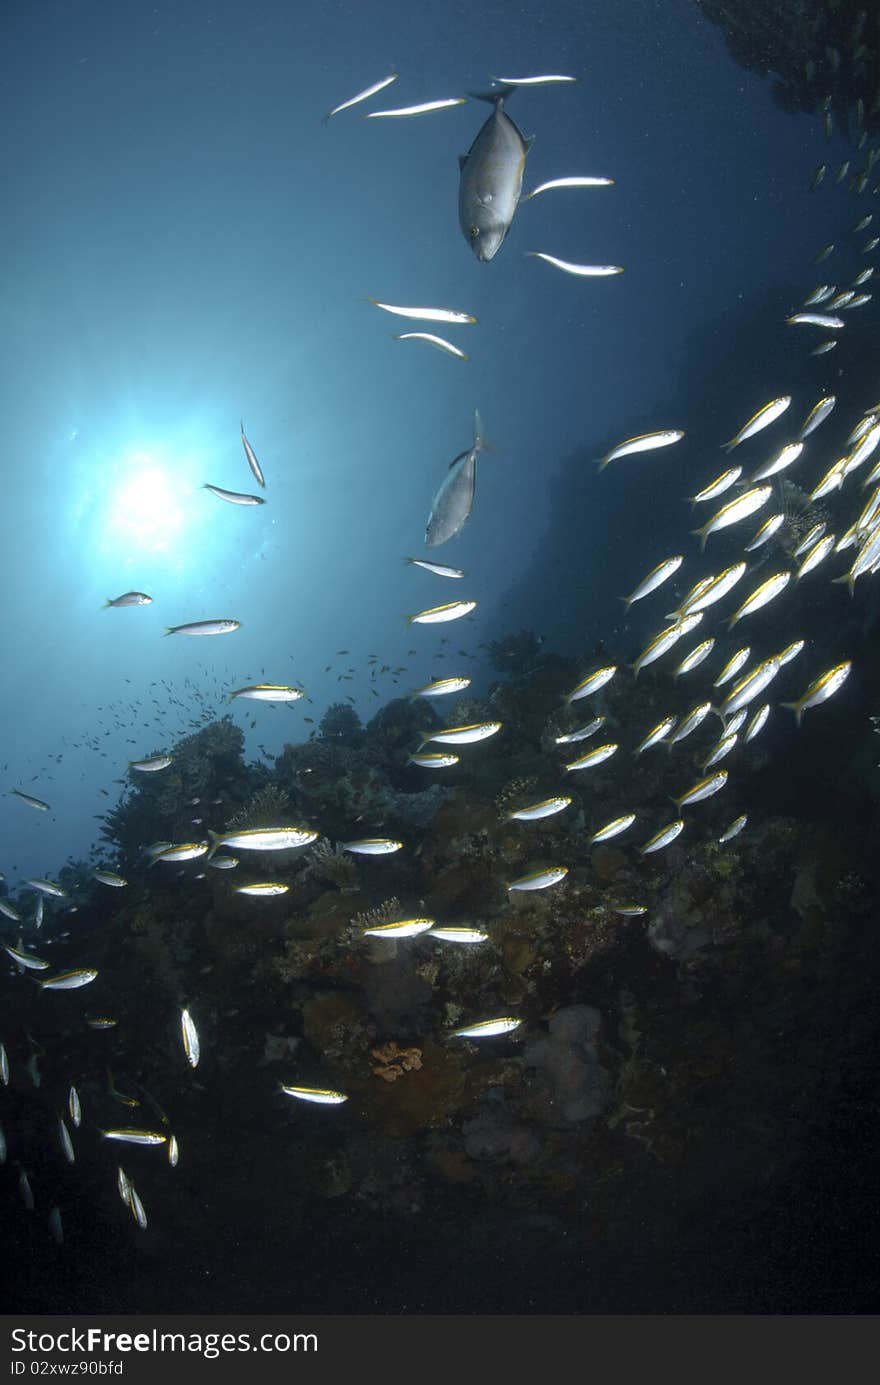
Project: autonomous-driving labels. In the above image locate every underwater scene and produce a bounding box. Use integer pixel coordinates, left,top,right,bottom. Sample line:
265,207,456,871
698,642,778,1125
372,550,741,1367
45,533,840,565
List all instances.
2,0,880,1315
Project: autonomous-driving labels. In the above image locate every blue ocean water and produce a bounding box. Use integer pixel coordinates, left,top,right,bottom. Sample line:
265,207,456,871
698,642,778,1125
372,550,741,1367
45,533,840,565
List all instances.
2,0,879,1316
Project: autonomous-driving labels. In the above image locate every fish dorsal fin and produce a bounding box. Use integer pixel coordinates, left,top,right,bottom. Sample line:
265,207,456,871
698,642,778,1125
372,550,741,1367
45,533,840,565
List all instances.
458,154,468,171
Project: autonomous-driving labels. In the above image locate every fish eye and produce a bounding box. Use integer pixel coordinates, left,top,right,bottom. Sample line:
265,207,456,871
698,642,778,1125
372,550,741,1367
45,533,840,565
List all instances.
469,225,479,241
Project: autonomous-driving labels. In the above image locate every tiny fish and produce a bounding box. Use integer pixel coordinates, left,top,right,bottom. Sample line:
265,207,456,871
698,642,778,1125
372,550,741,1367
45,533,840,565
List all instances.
208,855,239,869
674,770,728,809
554,717,605,744
323,72,398,122
366,97,466,118
229,684,305,701
394,332,469,360
507,866,568,891
4,944,49,970
24,877,67,898
208,826,317,853
796,533,835,579
728,572,791,627
450,1017,522,1038
490,73,578,85
405,557,466,578
168,1134,179,1167
612,904,648,917
127,1185,148,1230
235,882,290,895
743,513,784,551
786,312,845,328
781,661,852,726
743,704,770,742
523,174,614,198
528,251,624,277
104,592,152,608
420,721,501,746
0,900,21,922
673,639,715,677
564,742,618,771
506,796,572,821
666,702,713,745
720,657,781,718
622,554,683,609
412,676,472,697
340,838,403,855
589,812,636,844
631,615,701,675
11,788,50,811
0,1043,8,1085
152,842,209,864
428,926,489,943
701,732,737,771
240,421,266,488
68,1086,82,1127
130,755,174,773
640,819,685,854
181,1008,200,1068
100,1129,167,1146
58,1117,75,1164
408,600,477,624
565,665,617,703
362,918,434,938
86,1017,117,1029
599,430,684,473
407,752,460,768
635,714,678,754
677,562,747,617
718,815,747,844
39,969,98,990
370,300,476,325
721,396,791,452
164,620,240,636
203,483,265,506
749,442,804,483
281,1085,349,1104
690,466,742,503
93,870,127,887
48,1206,63,1245
692,485,772,551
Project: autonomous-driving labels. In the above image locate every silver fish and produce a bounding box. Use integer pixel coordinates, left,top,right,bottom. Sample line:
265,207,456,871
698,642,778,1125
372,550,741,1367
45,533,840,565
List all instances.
164,620,240,637
11,788,50,811
103,591,153,608
203,483,265,506
240,420,265,488
323,72,398,122
425,410,486,547
458,90,532,262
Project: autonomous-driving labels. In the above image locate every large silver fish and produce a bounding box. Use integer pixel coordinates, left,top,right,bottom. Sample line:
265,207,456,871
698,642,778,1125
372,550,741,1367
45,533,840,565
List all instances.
425,411,486,547
458,90,532,261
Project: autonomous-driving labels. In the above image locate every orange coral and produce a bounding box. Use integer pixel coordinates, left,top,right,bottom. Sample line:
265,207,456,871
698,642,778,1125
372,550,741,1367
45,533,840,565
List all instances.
371,1040,423,1082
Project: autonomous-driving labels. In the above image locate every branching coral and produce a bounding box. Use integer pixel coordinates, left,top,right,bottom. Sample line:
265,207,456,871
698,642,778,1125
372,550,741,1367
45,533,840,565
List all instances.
225,783,291,831
304,838,360,892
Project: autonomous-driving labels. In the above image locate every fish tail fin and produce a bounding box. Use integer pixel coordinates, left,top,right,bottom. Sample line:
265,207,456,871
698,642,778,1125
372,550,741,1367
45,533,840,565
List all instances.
691,527,708,553
470,83,515,105
102,599,113,609
780,701,803,727
596,456,611,474
473,408,493,453
205,830,219,861
720,439,736,454
163,628,174,637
